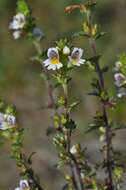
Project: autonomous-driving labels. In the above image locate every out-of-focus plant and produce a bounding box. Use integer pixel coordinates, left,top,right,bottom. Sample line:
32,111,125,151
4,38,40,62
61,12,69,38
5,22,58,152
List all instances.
65,1,126,190
8,0,45,190
0,100,44,190
113,53,126,98
1,0,125,189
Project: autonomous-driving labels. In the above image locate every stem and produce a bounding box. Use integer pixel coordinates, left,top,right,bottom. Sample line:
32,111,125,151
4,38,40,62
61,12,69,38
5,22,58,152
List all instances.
11,143,44,190
62,83,84,190
22,160,44,190
33,40,42,55
69,152,85,190
89,37,114,190
33,40,55,109
33,38,84,190
45,72,55,109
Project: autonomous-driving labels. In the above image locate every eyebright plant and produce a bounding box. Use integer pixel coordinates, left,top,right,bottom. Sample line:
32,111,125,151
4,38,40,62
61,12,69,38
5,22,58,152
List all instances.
0,0,124,190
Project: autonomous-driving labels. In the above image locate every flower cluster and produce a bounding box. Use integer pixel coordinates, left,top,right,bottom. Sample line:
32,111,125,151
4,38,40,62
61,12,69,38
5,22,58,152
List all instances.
0,112,16,130
43,46,85,70
9,0,44,40
113,54,126,98
15,180,30,190
9,13,26,39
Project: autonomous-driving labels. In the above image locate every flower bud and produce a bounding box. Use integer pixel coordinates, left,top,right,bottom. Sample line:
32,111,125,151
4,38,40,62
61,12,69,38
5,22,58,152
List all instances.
33,27,44,41
70,144,79,154
63,46,70,55
100,135,105,142
81,173,85,179
99,127,105,133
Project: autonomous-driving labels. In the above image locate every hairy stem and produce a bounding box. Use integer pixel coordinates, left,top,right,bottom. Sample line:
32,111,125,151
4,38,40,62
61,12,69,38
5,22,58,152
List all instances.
22,159,44,190
89,37,114,190
63,83,84,190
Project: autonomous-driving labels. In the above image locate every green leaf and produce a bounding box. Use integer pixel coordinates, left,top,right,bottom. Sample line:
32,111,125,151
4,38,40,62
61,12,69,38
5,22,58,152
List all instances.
86,1,97,9
0,100,6,112
88,91,99,97
5,104,17,115
88,55,101,64
101,65,109,73
68,100,81,113
85,124,99,133
46,127,57,136
91,78,101,92
62,184,68,190
72,31,90,38
16,0,30,16
118,53,126,75
112,123,126,131
95,32,107,40
64,119,76,130
28,152,36,165
100,90,109,102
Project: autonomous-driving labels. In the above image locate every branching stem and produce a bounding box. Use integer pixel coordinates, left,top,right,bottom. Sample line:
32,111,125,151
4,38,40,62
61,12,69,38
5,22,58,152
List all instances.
89,37,114,190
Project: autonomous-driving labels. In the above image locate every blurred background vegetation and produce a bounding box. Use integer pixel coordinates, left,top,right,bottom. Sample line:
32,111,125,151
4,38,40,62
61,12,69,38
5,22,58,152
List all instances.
0,0,126,189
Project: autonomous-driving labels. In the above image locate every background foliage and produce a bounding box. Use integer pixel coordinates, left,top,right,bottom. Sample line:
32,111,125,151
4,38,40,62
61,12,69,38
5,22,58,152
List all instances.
0,0,126,189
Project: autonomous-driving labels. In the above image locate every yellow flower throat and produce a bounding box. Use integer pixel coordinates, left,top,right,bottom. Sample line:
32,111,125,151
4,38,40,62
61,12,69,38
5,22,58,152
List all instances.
50,58,59,64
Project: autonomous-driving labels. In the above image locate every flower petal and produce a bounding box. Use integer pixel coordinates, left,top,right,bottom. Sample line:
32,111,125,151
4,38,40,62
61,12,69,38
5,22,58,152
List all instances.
20,180,29,188
79,59,85,65
114,73,126,87
71,47,83,59
9,13,26,30
47,64,57,70
56,63,63,69
47,48,59,58
4,114,16,125
13,31,22,39
43,59,50,66
117,88,126,98
114,73,125,81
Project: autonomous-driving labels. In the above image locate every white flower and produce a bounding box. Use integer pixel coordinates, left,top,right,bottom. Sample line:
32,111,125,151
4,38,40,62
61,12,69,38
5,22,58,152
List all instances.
63,46,70,55
81,173,85,179
15,180,30,190
117,88,126,98
70,145,77,154
13,30,22,39
115,61,122,69
114,73,126,87
20,180,29,189
43,48,63,70
9,13,26,30
0,113,16,130
69,47,85,66
113,61,122,72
